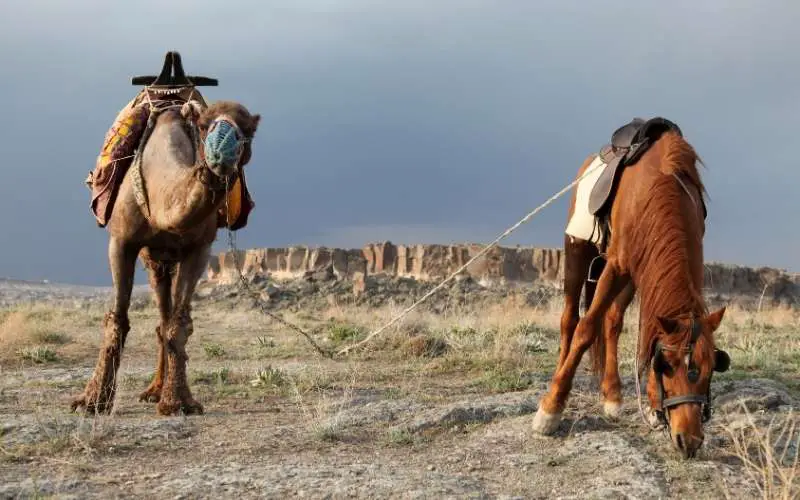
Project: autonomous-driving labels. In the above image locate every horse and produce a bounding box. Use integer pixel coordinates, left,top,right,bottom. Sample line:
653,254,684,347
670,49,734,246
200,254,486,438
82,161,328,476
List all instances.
532,127,730,459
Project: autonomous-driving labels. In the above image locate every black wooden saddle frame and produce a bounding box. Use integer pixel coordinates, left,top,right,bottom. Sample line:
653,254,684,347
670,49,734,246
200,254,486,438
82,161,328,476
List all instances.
132,51,218,88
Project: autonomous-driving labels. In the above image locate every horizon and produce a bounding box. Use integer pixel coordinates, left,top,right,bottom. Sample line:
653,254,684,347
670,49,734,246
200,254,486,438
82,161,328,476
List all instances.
1,1,798,286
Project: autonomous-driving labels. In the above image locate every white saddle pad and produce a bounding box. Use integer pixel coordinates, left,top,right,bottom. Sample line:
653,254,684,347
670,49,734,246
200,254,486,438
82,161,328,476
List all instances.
565,155,608,247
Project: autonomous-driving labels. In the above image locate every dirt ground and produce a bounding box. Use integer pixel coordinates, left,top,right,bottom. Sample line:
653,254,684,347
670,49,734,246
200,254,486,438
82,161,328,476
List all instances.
0,280,798,499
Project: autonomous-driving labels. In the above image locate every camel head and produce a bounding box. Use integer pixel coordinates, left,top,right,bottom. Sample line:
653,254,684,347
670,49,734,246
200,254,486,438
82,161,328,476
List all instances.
193,101,261,180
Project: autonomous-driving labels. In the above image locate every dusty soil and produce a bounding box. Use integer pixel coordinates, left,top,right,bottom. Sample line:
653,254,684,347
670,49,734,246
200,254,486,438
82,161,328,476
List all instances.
0,278,797,499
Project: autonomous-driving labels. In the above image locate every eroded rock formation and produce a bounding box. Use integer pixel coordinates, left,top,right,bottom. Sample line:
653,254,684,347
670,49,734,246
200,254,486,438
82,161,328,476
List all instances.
207,242,566,285
206,241,799,305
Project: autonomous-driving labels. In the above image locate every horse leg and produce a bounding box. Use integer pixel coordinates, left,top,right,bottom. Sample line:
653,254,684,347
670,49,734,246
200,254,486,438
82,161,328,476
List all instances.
156,244,209,416
600,283,635,418
139,256,173,403
71,237,138,414
558,236,598,371
532,259,630,434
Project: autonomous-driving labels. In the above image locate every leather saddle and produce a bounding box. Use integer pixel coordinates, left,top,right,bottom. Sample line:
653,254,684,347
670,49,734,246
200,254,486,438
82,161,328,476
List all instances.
588,117,683,217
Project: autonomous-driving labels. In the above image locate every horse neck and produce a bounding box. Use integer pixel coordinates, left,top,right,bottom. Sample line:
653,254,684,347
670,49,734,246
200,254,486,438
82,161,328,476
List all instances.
631,178,707,324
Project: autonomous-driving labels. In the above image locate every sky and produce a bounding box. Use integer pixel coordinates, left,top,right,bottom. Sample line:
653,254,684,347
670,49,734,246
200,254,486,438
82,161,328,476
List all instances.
0,1,798,286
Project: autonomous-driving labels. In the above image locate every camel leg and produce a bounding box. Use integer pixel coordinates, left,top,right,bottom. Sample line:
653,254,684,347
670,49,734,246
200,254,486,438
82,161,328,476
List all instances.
139,258,173,403
532,260,630,434
558,236,598,371
156,244,209,416
600,283,635,418
71,237,138,414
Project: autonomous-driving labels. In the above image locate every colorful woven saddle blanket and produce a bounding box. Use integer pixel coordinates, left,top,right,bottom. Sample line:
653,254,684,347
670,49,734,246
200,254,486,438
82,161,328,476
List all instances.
86,87,253,231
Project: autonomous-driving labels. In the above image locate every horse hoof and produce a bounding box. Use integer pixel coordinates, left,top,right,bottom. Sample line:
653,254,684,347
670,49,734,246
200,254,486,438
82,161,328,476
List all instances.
647,409,666,430
603,401,622,419
532,407,562,435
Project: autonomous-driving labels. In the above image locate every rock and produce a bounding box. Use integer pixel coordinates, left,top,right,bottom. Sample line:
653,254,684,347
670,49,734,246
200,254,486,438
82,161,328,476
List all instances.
713,378,795,414
405,392,541,433
204,243,800,306
352,271,367,298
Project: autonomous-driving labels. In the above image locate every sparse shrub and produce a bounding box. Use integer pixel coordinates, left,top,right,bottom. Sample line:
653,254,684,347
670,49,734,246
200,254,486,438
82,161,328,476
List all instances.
327,321,366,343
509,321,554,338
387,427,414,446
32,332,70,345
448,325,480,338
193,367,230,385
313,421,345,442
403,335,450,358
18,346,58,364
250,366,287,388
722,406,799,499
477,368,533,393
256,336,276,348
203,343,226,358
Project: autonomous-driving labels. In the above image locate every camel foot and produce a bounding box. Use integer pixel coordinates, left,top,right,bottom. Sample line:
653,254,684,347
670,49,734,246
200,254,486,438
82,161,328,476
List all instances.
532,407,562,435
603,400,622,419
157,397,204,416
70,388,114,415
138,385,162,403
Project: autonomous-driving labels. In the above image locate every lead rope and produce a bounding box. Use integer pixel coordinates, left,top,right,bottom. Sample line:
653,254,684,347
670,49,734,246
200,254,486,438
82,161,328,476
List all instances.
223,177,333,359
633,314,652,427
217,157,604,359
336,159,606,356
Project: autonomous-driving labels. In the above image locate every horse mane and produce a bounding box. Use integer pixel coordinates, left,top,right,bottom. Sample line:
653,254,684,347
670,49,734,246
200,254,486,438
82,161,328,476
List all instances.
631,133,714,367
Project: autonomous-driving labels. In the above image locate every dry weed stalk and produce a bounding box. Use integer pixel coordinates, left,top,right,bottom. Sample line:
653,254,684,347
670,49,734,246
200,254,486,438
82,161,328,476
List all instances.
722,404,799,500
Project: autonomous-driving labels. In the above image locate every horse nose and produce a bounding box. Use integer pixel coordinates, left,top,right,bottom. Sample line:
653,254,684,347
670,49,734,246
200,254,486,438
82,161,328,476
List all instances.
673,432,703,459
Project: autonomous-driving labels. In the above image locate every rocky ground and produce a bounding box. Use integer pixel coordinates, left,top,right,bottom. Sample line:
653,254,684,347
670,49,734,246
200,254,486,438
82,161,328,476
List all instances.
0,276,798,499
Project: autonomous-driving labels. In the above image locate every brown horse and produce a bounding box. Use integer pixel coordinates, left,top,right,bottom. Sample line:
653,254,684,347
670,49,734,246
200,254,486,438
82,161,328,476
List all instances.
532,131,730,459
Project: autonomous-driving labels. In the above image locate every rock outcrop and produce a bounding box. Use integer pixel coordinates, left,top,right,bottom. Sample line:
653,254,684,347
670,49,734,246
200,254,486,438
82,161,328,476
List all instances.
207,242,566,285
206,242,799,305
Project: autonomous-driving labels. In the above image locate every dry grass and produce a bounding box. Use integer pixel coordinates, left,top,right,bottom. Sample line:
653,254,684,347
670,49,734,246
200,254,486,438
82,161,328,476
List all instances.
0,294,798,497
721,405,799,500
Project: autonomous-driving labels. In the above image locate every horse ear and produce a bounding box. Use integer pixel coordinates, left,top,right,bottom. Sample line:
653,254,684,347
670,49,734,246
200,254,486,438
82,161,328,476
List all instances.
714,349,731,373
707,307,726,332
656,316,680,334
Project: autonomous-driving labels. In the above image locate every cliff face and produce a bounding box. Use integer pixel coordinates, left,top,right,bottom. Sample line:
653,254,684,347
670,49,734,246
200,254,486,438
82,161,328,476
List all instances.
207,242,566,285
206,242,799,304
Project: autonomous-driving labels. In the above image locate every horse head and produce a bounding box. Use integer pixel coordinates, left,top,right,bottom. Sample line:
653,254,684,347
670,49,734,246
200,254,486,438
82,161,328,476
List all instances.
647,307,730,458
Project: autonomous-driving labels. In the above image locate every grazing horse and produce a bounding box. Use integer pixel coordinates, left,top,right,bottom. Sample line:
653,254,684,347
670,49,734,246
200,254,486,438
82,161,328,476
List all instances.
532,126,730,459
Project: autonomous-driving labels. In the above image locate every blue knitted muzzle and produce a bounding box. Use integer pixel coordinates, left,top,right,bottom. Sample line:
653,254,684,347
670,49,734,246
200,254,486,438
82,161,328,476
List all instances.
204,118,244,169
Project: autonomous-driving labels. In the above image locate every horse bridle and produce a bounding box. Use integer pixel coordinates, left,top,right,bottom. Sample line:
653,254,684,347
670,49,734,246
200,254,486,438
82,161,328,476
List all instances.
651,318,730,427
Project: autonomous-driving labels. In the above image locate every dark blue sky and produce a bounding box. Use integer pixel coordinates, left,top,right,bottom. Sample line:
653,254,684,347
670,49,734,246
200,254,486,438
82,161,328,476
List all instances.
1,1,798,285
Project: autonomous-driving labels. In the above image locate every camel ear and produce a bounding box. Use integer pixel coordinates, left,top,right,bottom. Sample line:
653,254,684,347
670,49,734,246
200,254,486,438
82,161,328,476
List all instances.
656,316,680,334
707,307,726,332
248,114,261,135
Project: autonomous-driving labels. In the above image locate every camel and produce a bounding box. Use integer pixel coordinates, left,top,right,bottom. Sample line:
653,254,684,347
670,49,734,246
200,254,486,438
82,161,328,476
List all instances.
72,59,260,416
